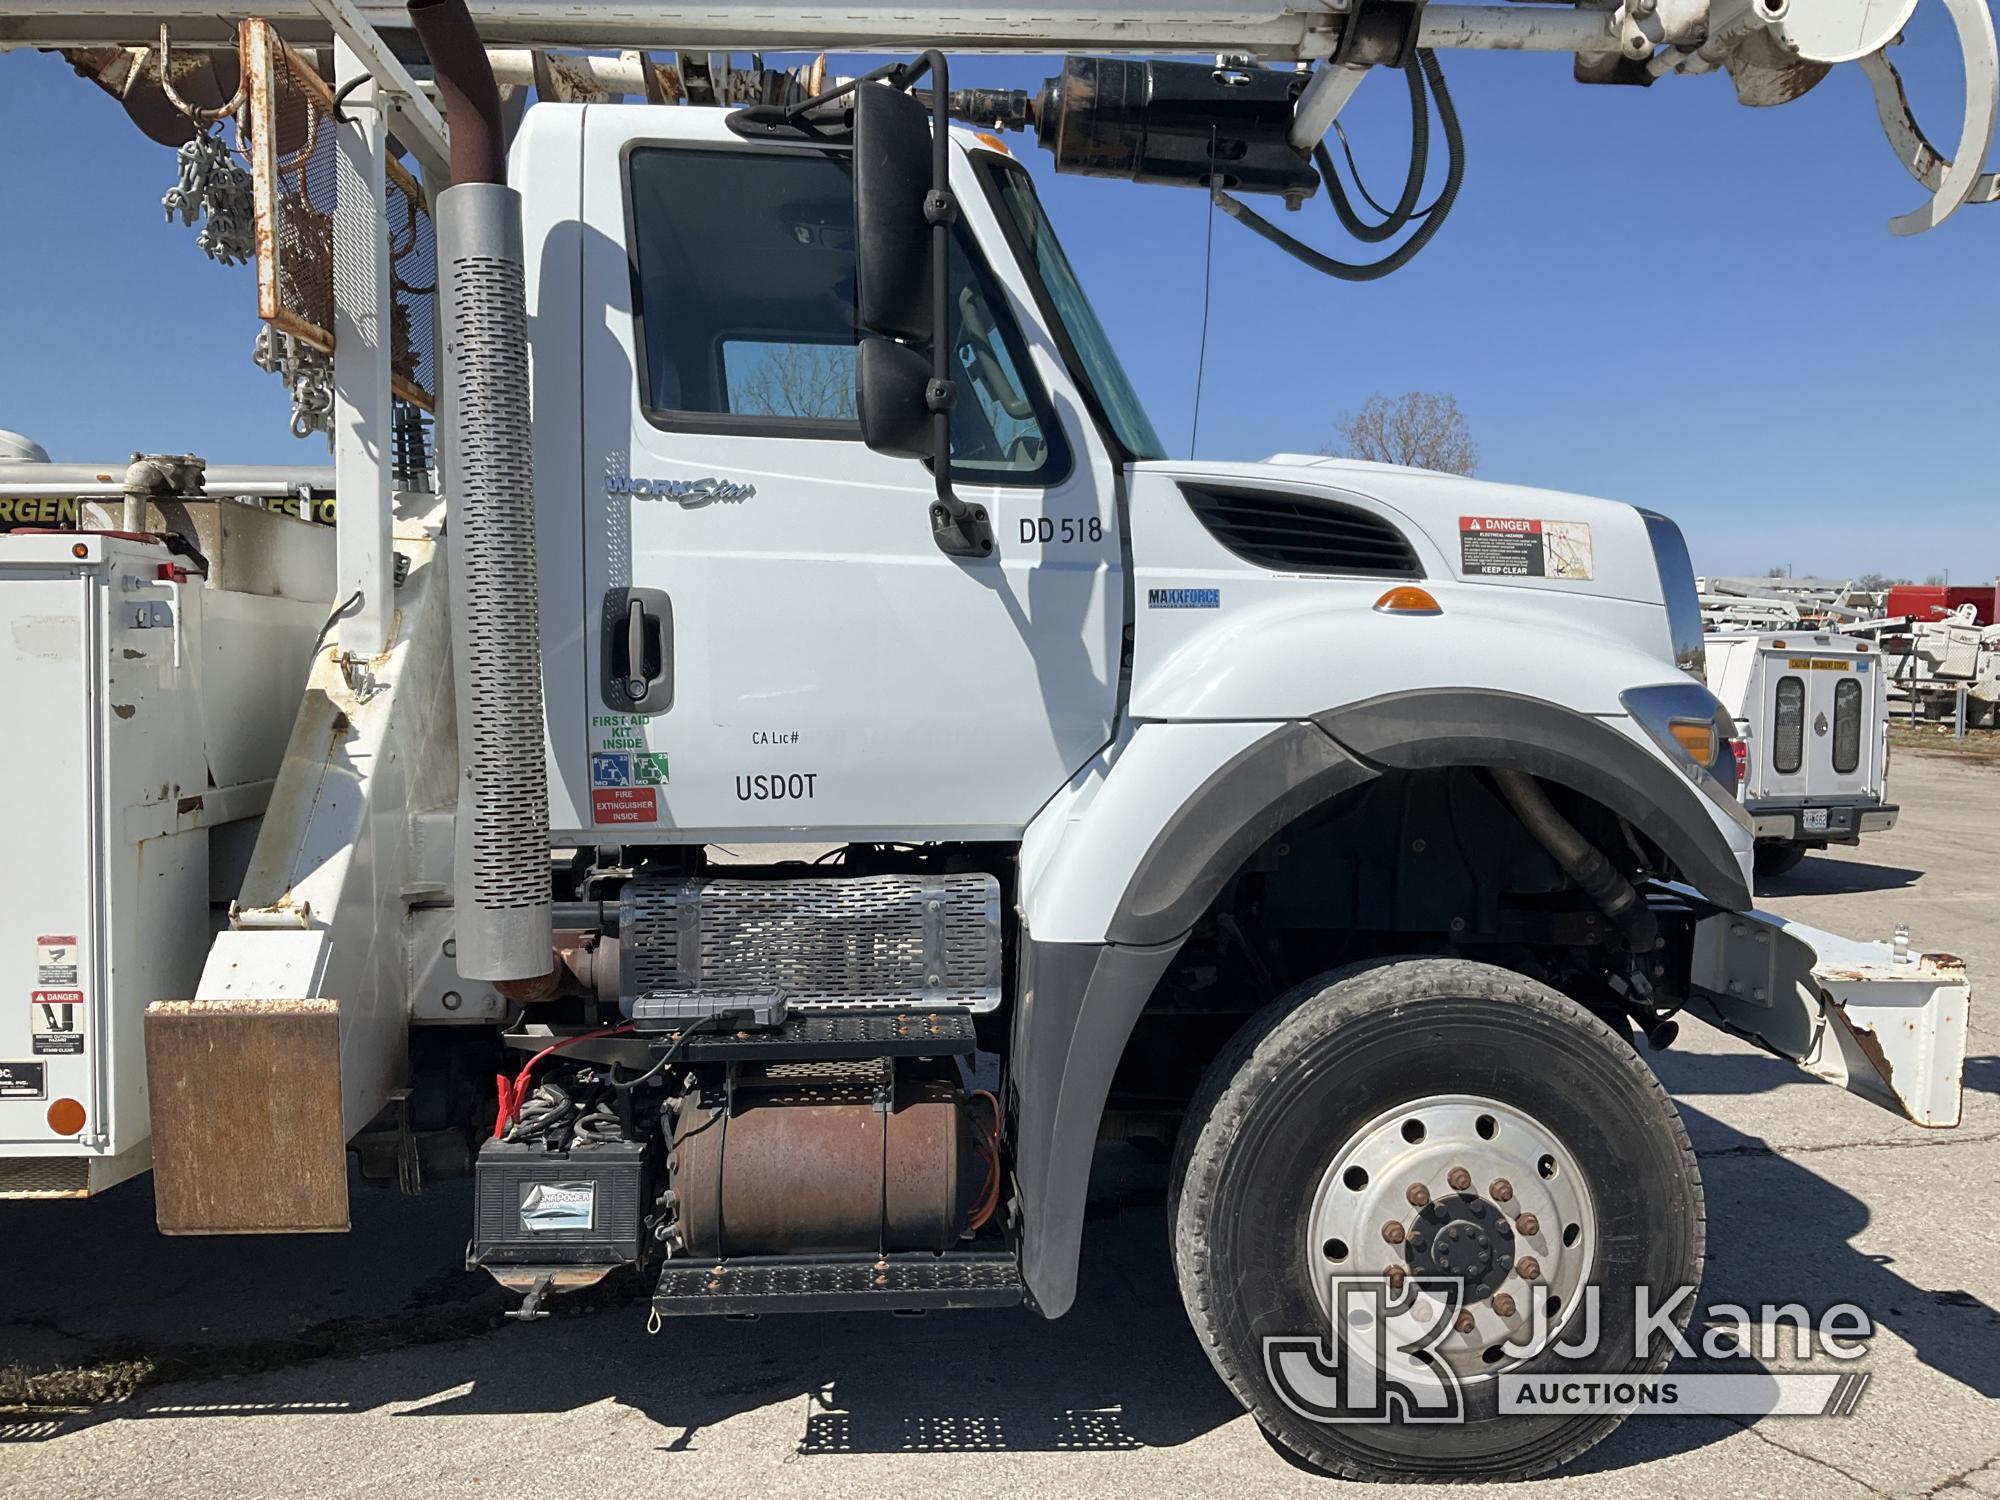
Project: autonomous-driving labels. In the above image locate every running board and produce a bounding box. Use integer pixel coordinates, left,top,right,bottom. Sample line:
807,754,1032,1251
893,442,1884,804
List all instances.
652,1250,1022,1316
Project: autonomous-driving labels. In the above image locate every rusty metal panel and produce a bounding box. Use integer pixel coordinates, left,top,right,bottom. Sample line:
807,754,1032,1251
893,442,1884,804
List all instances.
145,997,349,1234
243,19,436,412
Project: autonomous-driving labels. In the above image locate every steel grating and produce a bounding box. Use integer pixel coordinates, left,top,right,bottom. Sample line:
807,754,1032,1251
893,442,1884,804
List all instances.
620,873,1002,1013
653,1251,1022,1316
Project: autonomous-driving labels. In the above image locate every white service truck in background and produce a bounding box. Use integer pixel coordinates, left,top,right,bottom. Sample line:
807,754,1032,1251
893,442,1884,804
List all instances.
0,0,1978,1482
1706,631,1898,879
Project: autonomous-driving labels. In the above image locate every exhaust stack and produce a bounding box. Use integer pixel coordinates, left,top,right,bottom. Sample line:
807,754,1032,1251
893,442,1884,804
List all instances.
409,0,552,983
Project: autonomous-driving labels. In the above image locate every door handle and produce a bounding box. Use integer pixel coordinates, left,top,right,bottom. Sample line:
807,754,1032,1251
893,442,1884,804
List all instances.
603,587,673,713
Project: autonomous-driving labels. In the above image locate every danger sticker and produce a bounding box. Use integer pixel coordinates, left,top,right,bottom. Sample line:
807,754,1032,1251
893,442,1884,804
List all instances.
36,935,78,987
592,787,658,825
1460,516,1594,581
31,990,84,1056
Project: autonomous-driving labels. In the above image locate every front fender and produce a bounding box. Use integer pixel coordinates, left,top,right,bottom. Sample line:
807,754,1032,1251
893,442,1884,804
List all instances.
1010,695,1752,1317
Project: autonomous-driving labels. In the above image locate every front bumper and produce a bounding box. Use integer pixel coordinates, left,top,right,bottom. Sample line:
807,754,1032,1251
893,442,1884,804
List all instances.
1686,908,1966,1127
1748,801,1899,845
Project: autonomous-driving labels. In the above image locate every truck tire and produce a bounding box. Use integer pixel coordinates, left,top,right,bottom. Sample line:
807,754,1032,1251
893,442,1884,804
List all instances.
1754,841,1807,878
1170,958,1704,1481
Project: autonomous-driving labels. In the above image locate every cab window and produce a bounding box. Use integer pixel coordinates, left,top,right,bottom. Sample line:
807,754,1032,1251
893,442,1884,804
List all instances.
626,145,1068,485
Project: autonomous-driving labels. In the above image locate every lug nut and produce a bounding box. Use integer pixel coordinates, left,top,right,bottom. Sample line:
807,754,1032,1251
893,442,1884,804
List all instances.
1454,1310,1477,1335
1516,1256,1541,1281
1382,1221,1407,1245
1406,1183,1431,1208
1384,1264,1408,1292
1515,1213,1540,1237
1489,1178,1514,1203
1492,1293,1518,1318
1447,1166,1472,1192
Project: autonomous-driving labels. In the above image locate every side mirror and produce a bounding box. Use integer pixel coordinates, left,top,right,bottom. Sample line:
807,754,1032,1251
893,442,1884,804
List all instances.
852,84,934,343
848,56,994,560
855,338,935,459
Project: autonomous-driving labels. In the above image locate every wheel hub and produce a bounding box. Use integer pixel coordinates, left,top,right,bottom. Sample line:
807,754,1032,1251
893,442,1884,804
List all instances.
1305,1094,1598,1381
1410,1193,1513,1296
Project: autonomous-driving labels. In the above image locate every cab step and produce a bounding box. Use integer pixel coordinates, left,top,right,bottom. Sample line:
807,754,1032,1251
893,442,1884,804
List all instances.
651,1250,1021,1316
666,1007,977,1061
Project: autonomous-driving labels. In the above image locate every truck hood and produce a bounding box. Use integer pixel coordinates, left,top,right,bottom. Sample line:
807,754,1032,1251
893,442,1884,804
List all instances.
1130,454,1671,610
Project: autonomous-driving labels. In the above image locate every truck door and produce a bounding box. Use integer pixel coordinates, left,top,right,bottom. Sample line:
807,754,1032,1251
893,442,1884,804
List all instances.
1761,651,1872,804
564,111,1120,840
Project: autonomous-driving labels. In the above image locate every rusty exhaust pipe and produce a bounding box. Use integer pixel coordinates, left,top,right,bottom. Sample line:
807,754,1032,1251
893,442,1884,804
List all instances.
408,0,554,984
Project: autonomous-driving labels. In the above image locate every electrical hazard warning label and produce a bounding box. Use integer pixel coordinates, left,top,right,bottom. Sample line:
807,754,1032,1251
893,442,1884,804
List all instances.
31,991,84,1055
592,787,658,825
1459,516,1594,580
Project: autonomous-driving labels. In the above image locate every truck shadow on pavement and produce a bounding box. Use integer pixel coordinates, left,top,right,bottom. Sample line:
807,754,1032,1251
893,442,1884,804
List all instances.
2,1051,1994,1471
1758,856,1925,896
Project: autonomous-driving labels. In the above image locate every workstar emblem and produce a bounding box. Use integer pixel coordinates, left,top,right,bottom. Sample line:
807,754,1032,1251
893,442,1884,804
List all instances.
605,471,755,505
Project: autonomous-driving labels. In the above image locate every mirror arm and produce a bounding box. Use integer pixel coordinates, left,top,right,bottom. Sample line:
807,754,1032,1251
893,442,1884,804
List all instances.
913,49,995,560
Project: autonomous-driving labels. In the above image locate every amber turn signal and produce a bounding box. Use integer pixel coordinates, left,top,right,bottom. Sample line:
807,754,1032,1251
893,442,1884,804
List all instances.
1374,585,1442,616
1668,720,1717,765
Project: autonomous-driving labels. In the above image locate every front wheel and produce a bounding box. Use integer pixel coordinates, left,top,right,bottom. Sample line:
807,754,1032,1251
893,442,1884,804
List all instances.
1171,958,1704,1482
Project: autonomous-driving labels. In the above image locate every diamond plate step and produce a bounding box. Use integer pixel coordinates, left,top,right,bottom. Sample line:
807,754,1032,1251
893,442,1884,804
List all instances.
652,1251,1022,1316
651,1008,977,1058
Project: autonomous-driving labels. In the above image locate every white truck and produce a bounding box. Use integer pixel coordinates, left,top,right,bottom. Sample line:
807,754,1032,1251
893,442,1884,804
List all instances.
0,0,1982,1482
1706,631,1898,878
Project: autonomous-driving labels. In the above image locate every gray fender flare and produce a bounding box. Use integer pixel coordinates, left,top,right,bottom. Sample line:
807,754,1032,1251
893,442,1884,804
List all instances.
1010,690,1750,1318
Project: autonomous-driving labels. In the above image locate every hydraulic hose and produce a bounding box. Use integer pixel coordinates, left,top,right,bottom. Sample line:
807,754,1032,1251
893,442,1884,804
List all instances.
1490,769,1659,955
1212,49,1464,282
1322,55,1429,244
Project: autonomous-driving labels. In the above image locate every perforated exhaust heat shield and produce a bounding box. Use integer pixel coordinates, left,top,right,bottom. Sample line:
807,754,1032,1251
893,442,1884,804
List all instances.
438,182,552,982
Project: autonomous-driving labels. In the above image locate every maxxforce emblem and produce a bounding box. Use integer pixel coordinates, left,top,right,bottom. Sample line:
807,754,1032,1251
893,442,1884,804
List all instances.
606,472,756,505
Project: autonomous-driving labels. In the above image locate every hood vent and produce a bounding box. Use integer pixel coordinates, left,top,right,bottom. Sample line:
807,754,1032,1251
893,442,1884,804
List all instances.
1181,484,1423,578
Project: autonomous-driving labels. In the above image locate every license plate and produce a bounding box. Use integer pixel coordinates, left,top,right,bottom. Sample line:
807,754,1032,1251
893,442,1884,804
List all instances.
1803,807,1830,833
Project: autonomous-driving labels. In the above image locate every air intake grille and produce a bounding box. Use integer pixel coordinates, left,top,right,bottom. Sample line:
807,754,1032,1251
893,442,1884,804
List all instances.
620,873,1002,1013
1181,485,1423,577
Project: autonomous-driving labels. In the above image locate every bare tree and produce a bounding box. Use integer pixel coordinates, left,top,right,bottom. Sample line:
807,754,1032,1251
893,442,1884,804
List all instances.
1324,391,1479,476
731,342,856,420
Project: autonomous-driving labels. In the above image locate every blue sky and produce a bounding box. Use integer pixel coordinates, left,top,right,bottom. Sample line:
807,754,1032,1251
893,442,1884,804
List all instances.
1,17,1994,581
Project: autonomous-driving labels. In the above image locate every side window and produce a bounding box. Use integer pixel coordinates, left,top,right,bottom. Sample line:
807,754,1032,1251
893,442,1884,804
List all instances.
1832,676,1862,774
626,145,1069,484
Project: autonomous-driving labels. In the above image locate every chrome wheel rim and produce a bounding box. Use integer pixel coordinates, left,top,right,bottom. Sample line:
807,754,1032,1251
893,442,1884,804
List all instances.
1306,1093,1598,1381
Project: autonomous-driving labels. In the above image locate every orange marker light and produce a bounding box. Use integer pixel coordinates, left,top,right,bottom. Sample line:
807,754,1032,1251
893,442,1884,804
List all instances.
974,132,1013,156
1374,585,1442,616
1668,721,1717,765
48,1098,86,1136
71,542,89,559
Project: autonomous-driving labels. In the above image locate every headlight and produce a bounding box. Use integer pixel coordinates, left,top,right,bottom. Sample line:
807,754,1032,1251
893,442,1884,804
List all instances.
1622,681,1751,833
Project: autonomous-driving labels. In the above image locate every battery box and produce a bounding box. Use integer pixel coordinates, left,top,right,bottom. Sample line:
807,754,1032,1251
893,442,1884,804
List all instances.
471,1136,651,1270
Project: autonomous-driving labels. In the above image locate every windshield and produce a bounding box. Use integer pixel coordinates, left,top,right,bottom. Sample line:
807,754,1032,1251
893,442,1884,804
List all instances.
979,159,1167,461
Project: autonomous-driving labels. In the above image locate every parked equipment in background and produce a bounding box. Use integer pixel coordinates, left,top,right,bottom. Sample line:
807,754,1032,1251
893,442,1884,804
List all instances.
1706,630,1898,878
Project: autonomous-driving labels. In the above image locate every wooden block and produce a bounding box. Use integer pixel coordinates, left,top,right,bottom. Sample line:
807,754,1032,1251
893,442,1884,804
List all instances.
145,997,349,1234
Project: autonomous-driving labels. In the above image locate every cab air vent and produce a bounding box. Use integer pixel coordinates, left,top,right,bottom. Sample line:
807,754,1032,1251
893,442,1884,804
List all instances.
1181,485,1423,577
